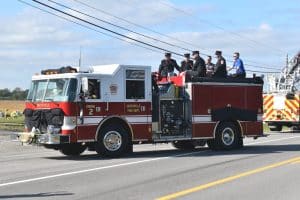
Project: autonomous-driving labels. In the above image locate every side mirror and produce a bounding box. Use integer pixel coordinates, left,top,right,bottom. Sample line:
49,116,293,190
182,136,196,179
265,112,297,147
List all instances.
81,77,89,95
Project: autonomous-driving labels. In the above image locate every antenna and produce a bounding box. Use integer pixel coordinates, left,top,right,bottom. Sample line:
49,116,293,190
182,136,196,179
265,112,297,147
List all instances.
79,46,82,68
286,54,289,68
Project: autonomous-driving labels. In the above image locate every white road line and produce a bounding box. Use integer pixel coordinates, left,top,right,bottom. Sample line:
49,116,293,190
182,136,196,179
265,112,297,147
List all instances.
0,151,206,187
245,135,300,145
0,135,299,187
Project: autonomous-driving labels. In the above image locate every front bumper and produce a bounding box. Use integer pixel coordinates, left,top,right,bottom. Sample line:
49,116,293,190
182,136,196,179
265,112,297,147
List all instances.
38,134,70,144
18,132,70,145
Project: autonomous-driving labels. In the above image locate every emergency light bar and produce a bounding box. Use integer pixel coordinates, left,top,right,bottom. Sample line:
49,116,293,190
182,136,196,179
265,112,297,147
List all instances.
41,66,78,75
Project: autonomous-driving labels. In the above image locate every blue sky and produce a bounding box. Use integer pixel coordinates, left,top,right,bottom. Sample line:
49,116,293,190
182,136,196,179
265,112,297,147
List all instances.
1,0,299,89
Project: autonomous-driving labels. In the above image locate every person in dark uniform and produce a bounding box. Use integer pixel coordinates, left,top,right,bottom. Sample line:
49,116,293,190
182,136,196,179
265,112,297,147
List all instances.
180,53,193,72
213,50,227,78
158,52,180,77
206,56,215,77
192,50,206,77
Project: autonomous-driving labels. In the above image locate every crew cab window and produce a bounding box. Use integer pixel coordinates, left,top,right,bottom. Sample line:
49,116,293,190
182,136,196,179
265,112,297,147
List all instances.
126,70,145,99
87,79,101,99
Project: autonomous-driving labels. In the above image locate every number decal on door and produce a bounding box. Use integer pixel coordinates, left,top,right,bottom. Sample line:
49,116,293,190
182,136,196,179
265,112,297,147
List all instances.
88,108,94,116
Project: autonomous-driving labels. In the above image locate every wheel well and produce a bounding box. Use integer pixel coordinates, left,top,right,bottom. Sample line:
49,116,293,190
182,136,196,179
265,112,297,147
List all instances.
213,120,243,138
95,117,133,142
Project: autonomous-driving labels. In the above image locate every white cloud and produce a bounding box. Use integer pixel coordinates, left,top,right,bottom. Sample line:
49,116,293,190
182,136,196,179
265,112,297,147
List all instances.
166,23,296,70
259,23,272,31
0,8,90,48
63,0,182,27
1,1,300,89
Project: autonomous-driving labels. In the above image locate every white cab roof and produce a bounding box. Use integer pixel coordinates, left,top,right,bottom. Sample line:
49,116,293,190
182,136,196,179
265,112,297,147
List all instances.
89,64,120,75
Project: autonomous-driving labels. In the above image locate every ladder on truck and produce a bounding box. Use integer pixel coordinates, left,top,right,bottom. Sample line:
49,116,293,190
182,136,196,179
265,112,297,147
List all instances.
264,52,300,132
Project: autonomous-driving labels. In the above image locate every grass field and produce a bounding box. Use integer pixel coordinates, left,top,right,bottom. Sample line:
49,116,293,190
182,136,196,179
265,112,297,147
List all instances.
0,100,25,113
0,116,24,132
0,100,25,131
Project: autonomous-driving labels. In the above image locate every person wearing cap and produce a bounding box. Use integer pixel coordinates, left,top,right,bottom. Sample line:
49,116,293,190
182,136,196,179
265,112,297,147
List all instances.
206,56,215,77
158,52,180,77
180,53,193,72
213,50,227,78
192,51,206,77
228,52,246,78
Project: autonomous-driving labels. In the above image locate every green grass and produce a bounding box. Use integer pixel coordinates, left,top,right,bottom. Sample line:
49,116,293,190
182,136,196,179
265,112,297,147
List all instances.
0,116,24,132
263,123,270,133
0,124,24,132
0,116,24,124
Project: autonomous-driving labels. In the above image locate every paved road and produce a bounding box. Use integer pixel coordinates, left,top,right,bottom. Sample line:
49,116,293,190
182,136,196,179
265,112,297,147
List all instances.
0,131,299,200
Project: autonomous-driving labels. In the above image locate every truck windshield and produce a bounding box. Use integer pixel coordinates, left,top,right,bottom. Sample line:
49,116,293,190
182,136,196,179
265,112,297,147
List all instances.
27,78,77,102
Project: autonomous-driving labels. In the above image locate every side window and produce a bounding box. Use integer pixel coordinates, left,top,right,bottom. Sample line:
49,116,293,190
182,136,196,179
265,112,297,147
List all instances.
126,70,145,99
88,79,101,99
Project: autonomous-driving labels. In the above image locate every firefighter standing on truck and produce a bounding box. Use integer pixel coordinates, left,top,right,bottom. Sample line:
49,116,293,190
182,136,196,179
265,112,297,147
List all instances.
159,52,180,77
192,50,206,77
180,53,193,72
213,50,227,78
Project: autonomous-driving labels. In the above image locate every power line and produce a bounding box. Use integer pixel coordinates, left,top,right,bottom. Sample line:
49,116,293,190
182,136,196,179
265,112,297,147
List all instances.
71,0,209,52
19,0,280,74
30,0,184,57
244,64,279,71
72,0,282,70
157,0,287,55
16,0,164,56
48,0,193,53
247,70,280,74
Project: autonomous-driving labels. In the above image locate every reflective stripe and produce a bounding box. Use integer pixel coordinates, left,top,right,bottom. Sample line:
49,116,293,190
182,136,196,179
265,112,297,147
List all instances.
77,115,151,125
193,115,212,123
126,116,148,124
257,114,263,121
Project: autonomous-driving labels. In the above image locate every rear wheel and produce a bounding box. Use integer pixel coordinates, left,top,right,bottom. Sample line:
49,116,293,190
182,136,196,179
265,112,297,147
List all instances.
269,124,282,132
95,124,130,157
290,126,300,132
210,122,243,150
59,143,87,156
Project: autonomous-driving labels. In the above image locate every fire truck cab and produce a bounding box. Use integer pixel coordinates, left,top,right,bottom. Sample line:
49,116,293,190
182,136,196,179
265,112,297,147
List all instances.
19,64,264,157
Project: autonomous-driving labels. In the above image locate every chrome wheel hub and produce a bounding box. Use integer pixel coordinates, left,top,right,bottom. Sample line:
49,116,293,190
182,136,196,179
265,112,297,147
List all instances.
221,127,235,146
103,131,122,151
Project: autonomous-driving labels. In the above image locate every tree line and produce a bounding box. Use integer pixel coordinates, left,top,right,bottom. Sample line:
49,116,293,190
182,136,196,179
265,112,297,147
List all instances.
0,88,28,100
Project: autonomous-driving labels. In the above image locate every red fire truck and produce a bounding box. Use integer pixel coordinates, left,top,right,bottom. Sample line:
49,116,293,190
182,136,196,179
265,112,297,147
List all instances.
19,65,264,157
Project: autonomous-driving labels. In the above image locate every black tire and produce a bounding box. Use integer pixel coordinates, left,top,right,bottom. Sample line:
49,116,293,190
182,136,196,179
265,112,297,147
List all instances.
213,122,242,150
59,143,87,156
236,136,244,149
269,125,282,132
207,139,217,150
172,141,195,150
95,124,130,157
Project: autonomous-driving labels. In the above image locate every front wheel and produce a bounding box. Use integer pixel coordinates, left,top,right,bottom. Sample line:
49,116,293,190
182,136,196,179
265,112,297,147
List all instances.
59,143,87,156
211,122,243,150
95,124,130,157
